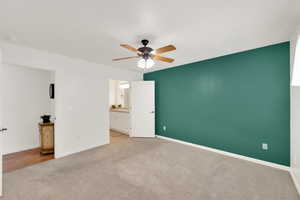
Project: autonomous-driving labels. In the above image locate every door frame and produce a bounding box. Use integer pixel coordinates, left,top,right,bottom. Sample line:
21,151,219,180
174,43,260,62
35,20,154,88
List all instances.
107,79,132,144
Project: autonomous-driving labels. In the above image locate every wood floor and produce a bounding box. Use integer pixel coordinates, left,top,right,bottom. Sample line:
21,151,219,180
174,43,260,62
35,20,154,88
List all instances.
3,148,54,173
3,131,126,173
110,130,129,144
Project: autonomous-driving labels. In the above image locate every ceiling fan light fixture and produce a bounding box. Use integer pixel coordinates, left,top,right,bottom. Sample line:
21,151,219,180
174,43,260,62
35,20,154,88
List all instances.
137,59,145,68
137,58,154,69
146,58,154,69
113,40,175,68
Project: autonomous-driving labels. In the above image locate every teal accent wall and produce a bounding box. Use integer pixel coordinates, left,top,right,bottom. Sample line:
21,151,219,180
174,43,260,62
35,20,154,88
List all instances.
144,42,290,166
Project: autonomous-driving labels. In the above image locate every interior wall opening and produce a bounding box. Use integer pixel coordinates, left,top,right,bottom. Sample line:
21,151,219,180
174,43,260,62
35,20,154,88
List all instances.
2,64,56,173
108,79,130,144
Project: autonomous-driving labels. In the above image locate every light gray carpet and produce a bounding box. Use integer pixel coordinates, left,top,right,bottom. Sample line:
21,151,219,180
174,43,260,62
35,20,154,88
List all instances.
2,137,299,200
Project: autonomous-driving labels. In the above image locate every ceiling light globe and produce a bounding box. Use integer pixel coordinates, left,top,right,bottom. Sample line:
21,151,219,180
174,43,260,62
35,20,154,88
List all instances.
137,58,155,69
146,59,154,69
137,59,146,68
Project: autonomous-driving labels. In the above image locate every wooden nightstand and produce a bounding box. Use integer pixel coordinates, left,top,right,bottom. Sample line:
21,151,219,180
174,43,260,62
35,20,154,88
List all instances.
39,123,54,154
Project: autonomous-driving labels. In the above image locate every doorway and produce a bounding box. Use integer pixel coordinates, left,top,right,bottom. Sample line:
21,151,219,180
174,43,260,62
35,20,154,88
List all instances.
108,80,155,144
2,64,56,173
109,80,131,143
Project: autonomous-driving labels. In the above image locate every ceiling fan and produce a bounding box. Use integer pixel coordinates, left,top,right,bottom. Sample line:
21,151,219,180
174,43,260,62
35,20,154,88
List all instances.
112,39,176,69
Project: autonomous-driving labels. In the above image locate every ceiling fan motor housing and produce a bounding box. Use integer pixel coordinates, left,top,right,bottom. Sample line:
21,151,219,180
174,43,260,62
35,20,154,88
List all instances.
138,47,153,59
138,39,152,59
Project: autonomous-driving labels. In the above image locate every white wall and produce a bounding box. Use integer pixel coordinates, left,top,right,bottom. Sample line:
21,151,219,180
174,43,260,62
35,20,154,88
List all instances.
2,64,52,154
291,26,300,192
0,48,3,196
109,80,116,108
124,87,130,108
292,33,300,86
0,41,142,158
291,87,300,186
109,80,130,108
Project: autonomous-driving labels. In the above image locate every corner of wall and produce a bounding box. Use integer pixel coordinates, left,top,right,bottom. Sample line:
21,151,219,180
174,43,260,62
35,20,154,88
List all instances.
290,24,300,195
291,27,300,86
290,169,300,196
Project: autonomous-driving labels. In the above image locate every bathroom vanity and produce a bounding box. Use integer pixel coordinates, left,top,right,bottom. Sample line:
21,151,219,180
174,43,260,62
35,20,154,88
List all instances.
109,109,130,134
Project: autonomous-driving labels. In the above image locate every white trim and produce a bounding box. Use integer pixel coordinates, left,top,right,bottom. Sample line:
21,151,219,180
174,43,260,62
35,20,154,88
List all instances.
290,170,300,195
156,135,290,171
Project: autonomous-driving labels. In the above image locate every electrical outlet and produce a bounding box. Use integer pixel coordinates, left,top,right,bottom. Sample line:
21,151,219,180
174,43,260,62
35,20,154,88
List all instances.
163,125,167,131
262,143,268,150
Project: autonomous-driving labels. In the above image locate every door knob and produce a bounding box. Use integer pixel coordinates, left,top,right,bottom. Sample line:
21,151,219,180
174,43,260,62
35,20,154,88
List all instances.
150,111,155,114
0,128,7,132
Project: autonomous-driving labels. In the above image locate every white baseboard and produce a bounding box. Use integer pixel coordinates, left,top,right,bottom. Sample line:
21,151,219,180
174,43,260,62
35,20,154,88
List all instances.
156,135,290,171
290,170,300,195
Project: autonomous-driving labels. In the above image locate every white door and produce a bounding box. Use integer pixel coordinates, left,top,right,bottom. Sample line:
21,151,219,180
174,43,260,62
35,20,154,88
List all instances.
0,49,3,196
130,81,155,137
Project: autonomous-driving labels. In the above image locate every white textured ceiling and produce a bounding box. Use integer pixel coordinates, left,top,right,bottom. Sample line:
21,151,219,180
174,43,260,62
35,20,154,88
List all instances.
0,0,300,72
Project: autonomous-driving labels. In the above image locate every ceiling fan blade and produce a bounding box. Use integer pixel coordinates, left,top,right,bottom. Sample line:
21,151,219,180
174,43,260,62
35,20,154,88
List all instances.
112,56,139,61
120,44,141,54
152,55,174,63
152,45,176,54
